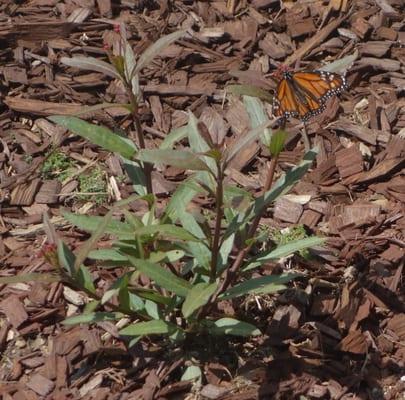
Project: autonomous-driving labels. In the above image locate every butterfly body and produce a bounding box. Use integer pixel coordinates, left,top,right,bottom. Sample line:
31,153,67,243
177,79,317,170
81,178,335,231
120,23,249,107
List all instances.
272,68,347,122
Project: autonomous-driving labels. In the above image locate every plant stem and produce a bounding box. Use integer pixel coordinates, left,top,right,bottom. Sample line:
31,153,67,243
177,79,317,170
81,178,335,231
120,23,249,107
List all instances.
219,155,279,292
199,154,279,318
210,162,223,282
127,87,153,195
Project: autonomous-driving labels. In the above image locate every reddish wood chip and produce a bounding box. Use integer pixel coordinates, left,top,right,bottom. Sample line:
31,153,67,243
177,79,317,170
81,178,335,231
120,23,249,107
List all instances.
26,373,55,396
341,203,380,225
0,295,28,328
35,180,61,204
335,146,363,179
274,198,303,223
338,330,368,354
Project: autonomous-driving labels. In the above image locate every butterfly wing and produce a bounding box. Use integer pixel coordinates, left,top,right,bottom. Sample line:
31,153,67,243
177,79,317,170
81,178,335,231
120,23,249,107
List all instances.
273,70,346,121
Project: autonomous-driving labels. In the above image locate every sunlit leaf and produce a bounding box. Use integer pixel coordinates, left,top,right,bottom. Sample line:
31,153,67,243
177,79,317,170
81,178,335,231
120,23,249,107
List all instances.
49,116,136,160
61,56,121,79
0,273,61,284
220,273,299,300
205,318,261,337
126,256,192,297
244,236,326,271
227,84,273,103
136,149,211,171
243,95,272,146
119,319,180,336
62,312,124,325
135,30,186,74
182,282,217,318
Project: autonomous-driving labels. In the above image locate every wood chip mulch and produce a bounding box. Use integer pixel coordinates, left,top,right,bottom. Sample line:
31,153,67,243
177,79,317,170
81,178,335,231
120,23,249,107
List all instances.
0,1,404,399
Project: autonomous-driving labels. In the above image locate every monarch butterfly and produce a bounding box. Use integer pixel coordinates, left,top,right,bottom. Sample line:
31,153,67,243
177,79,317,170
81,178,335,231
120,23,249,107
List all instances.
272,66,347,122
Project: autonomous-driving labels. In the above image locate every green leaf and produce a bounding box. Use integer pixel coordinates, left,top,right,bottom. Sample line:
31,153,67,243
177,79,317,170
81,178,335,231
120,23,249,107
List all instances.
135,30,186,74
226,120,272,166
217,232,235,273
63,212,133,238
177,211,211,270
269,130,288,157
220,273,299,300
122,158,147,196
119,320,180,336
62,312,124,325
160,126,188,149
102,274,129,304
250,148,318,218
132,288,173,305
243,95,272,147
244,237,326,271
60,56,121,79
0,273,61,284
144,300,161,320
187,113,216,189
136,149,210,172
319,51,358,74
74,209,113,271
227,84,273,103
76,265,96,294
181,366,202,383
49,116,136,160
163,178,202,222
88,248,128,261
205,318,261,337
119,289,145,312
182,282,218,318
57,240,76,276
126,256,192,297
133,224,200,242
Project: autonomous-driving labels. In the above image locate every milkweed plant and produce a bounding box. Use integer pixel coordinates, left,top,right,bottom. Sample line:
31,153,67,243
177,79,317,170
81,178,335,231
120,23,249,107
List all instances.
2,25,325,352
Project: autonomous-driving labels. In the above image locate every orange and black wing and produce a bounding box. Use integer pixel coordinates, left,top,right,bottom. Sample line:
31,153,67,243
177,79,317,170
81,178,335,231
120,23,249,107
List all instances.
273,71,347,122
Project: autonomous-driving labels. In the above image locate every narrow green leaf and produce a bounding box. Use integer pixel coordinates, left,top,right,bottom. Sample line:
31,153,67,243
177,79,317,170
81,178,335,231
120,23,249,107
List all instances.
61,56,121,79
49,116,136,160
206,318,261,337
135,30,186,74
226,120,272,166
319,51,358,74
62,312,124,325
220,273,299,300
187,113,216,189
132,288,173,305
57,240,76,276
101,274,129,304
243,95,272,146
182,282,218,318
122,158,147,196
160,126,188,149
126,256,192,297
133,224,200,242
163,178,202,222
181,366,202,383
136,149,210,171
74,210,113,271
144,300,161,320
177,211,211,270
244,237,326,271
76,265,96,294
0,273,61,284
119,320,180,336
250,148,318,218
269,130,288,157
88,248,128,261
227,84,273,103
63,212,133,237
